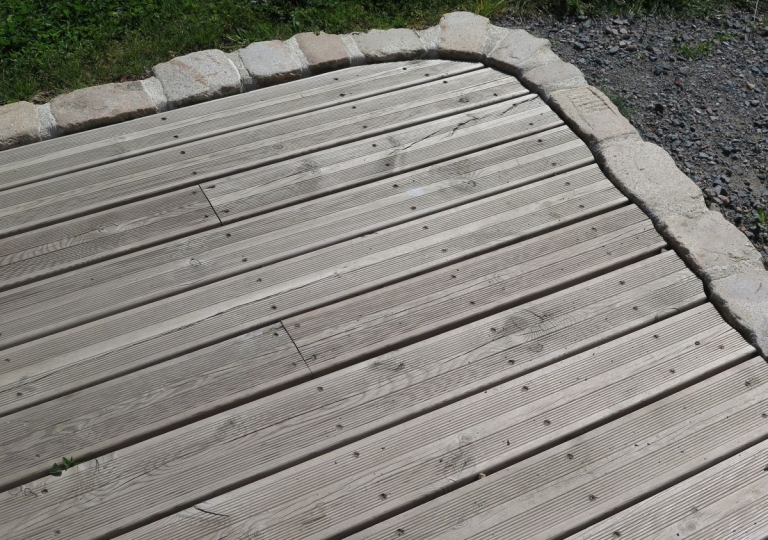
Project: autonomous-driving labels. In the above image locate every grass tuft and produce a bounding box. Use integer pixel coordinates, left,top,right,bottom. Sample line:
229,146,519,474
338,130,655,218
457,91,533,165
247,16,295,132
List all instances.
50,456,77,476
676,40,713,59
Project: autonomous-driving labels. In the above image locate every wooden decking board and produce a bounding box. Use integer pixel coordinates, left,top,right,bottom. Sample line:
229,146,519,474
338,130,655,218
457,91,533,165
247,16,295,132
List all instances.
0,323,308,491
566,437,768,539
0,69,526,238
0,60,476,190
0,169,624,415
0,256,708,540
0,207,660,491
0,188,217,290
2,60,764,540
0,118,585,350
213,124,586,232
206,95,560,221
347,357,768,540
118,305,754,540
286,206,664,370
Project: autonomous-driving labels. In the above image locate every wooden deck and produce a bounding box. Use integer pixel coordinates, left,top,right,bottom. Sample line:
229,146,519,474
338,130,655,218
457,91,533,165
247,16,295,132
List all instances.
0,59,766,540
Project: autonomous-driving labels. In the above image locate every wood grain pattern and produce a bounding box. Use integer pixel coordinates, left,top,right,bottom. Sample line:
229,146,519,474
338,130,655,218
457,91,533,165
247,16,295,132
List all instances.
349,355,767,540
0,207,658,490
0,255,709,540
121,305,755,540
0,324,307,491
286,205,663,371
0,124,589,350
0,61,476,190
206,95,561,221
0,188,216,290
0,69,526,237
0,167,624,416
1,58,760,540
566,437,768,540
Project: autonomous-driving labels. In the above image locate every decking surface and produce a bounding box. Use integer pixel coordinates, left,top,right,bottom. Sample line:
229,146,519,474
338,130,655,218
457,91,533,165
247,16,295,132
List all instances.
0,59,766,540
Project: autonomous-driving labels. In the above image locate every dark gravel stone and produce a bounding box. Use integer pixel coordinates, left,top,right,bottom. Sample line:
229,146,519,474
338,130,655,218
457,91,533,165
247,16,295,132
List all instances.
500,7,768,257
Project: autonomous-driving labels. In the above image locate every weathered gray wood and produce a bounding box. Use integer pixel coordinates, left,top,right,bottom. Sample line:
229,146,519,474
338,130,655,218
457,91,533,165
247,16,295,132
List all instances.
0,125,590,350
0,207,660,489
568,441,768,540
0,169,625,415
286,205,663,371
0,188,216,290
119,304,755,540
0,255,709,540
206,95,560,221
349,355,768,540
0,323,307,491
0,69,526,237
566,437,768,540
0,61,477,190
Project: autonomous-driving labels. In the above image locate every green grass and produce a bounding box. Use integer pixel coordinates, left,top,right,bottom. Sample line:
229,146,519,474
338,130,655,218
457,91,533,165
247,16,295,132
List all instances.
50,456,77,476
757,207,768,229
676,40,713,59
0,0,764,104
715,31,735,41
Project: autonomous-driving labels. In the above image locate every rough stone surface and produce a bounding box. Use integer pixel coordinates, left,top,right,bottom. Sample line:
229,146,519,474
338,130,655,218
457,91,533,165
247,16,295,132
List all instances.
352,29,425,62
50,81,157,134
140,77,169,112
519,60,587,100
294,32,350,73
482,25,510,57
549,86,639,147
35,104,57,140
225,51,255,91
153,49,241,108
596,139,707,224
438,11,489,61
416,26,440,58
488,29,555,75
709,268,768,358
284,37,312,75
0,101,42,150
338,34,365,66
239,40,304,86
662,210,765,282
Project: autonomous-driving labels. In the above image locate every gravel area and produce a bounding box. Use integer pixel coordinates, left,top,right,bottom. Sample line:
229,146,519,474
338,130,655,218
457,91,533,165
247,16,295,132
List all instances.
500,9,768,261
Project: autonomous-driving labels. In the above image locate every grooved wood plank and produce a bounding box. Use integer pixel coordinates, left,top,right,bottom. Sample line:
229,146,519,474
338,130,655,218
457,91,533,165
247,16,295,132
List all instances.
0,60,477,190
566,437,768,540
286,205,663,371
0,188,216,290
0,323,308,492
0,125,591,350
0,69,527,237
0,168,625,415
0,207,660,490
206,95,560,221
120,304,755,540
349,358,768,540
0,255,709,540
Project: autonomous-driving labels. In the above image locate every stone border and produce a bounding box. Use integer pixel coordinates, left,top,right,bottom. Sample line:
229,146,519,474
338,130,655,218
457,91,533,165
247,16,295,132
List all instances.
1,11,765,356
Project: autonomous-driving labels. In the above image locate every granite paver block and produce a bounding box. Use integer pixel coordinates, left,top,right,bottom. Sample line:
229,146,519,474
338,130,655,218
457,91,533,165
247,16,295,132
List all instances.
153,49,241,107
0,102,41,150
352,29,425,62
294,32,350,73
50,81,157,134
239,40,304,86
549,85,639,147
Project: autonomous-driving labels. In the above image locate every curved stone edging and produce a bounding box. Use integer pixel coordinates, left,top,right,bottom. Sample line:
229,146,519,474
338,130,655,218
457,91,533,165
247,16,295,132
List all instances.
1,11,765,356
